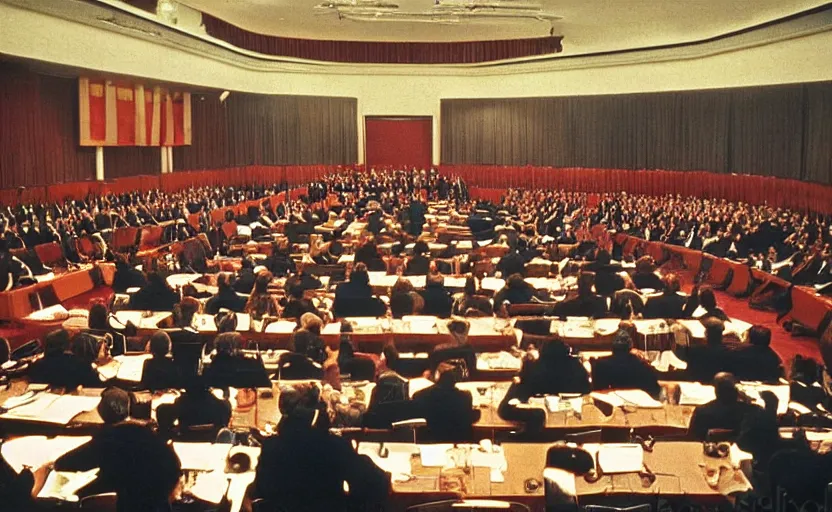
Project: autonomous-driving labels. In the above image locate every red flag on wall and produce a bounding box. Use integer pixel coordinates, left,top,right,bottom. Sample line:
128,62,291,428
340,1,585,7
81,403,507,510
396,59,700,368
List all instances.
79,78,191,147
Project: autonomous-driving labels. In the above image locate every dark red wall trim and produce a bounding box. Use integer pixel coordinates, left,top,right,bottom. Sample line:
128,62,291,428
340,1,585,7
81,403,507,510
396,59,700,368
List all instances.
202,15,562,64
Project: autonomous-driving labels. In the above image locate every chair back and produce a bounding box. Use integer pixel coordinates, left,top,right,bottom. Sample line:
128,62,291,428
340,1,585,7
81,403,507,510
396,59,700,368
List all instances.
79,492,118,511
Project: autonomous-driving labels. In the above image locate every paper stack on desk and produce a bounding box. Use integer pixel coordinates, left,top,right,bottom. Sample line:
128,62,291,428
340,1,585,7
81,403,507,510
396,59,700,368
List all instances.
583,444,644,474
114,354,153,382
38,468,99,502
678,382,717,405
1,393,101,425
2,436,92,473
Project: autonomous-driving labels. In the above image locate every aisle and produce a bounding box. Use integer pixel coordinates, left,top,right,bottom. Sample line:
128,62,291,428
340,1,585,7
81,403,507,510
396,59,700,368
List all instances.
714,289,822,366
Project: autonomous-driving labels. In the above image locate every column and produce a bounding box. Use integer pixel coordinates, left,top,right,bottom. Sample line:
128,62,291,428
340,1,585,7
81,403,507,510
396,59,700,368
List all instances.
95,146,104,181
160,146,168,174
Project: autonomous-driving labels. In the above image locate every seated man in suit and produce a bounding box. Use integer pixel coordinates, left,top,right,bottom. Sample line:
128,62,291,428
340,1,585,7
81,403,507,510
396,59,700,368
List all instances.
141,331,179,392
591,328,661,398
428,319,476,378
493,273,537,306
404,240,432,276
729,325,783,383
28,328,100,389
551,271,608,318
332,263,386,318
683,318,733,383
203,332,269,389
129,271,179,312
418,272,454,318
412,362,481,443
162,375,232,440
55,387,182,512
281,283,320,320
204,272,247,314
643,273,688,319
253,387,390,512
687,372,761,440
631,255,665,291
498,339,590,431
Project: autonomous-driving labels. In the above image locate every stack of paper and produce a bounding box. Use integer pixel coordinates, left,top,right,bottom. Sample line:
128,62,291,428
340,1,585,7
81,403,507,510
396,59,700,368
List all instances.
612,389,663,408
419,444,453,467
471,445,508,483
188,471,230,504
1,436,92,473
113,354,152,382
1,394,101,425
173,443,232,471
651,351,688,372
678,382,717,405
38,468,99,502
593,444,644,474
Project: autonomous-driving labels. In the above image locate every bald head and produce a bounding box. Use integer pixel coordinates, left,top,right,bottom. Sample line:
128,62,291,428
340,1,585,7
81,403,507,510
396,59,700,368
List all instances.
713,372,738,403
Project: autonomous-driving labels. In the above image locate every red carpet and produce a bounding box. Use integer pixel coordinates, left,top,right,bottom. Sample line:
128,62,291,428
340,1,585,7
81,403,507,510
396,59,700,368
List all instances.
674,269,823,368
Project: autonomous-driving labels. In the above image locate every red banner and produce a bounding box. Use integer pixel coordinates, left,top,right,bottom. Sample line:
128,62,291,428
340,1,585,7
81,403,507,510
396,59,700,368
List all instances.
79,78,191,147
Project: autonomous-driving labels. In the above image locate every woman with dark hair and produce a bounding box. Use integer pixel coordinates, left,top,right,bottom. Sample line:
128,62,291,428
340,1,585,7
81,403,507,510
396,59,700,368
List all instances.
245,270,280,320
631,255,665,291
389,278,423,319
129,271,179,312
695,286,730,322
404,240,431,276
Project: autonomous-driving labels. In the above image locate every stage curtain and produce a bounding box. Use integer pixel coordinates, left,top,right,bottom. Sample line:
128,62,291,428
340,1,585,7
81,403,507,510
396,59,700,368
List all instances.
0,63,96,189
441,82,832,185
174,93,357,171
365,117,432,169
803,82,832,184
201,15,561,64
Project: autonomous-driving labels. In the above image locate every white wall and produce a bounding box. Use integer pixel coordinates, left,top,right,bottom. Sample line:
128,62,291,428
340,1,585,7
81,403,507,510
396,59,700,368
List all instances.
3,2,832,165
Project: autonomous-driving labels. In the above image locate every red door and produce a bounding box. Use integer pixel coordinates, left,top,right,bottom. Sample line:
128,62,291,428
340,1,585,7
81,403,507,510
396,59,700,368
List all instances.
365,116,432,169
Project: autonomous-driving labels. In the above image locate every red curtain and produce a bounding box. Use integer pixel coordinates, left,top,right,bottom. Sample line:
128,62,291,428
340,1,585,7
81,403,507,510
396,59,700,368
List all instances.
442,165,832,214
365,118,432,170
201,15,562,64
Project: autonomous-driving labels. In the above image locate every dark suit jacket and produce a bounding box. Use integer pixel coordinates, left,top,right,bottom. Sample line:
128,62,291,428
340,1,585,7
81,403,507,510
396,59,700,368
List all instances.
591,352,661,397
253,419,389,512
203,353,270,389
688,399,760,440
643,291,688,319
516,354,591,398
140,356,180,391
233,268,256,294
333,281,384,318
281,298,319,320
55,422,181,512
405,255,431,276
129,283,179,312
552,293,608,318
204,288,247,314
729,345,783,383
419,284,453,318
684,344,733,383
497,252,526,278
632,272,665,291
173,389,232,431
28,353,100,389
412,382,479,443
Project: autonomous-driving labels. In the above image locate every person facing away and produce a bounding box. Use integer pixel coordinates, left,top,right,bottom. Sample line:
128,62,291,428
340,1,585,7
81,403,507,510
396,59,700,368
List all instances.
129,271,180,312
281,283,320,320
683,318,732,383
404,240,432,276
687,372,760,441
332,263,385,318
204,272,247,314
591,328,661,398
141,330,180,392
412,362,480,443
643,273,688,319
55,387,182,512
728,325,783,382
252,387,390,512
418,272,454,318
28,328,100,389
551,271,608,318
244,270,280,320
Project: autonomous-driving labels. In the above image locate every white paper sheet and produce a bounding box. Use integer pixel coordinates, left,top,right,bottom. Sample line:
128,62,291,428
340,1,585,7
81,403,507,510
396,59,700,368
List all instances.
114,354,153,382
193,313,251,333
1,436,92,473
408,378,434,398
480,277,505,292
470,445,508,483
264,320,298,334
173,443,232,471
593,444,644,474
739,383,790,415
678,382,717,405
651,350,688,372
403,276,427,289
357,443,417,482
590,391,625,408
611,389,663,408
38,468,99,502
188,470,229,504
1,394,100,425
419,444,453,467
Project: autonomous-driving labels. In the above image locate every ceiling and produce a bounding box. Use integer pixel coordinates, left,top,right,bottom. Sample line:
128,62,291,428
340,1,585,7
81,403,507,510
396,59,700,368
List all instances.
177,0,830,51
